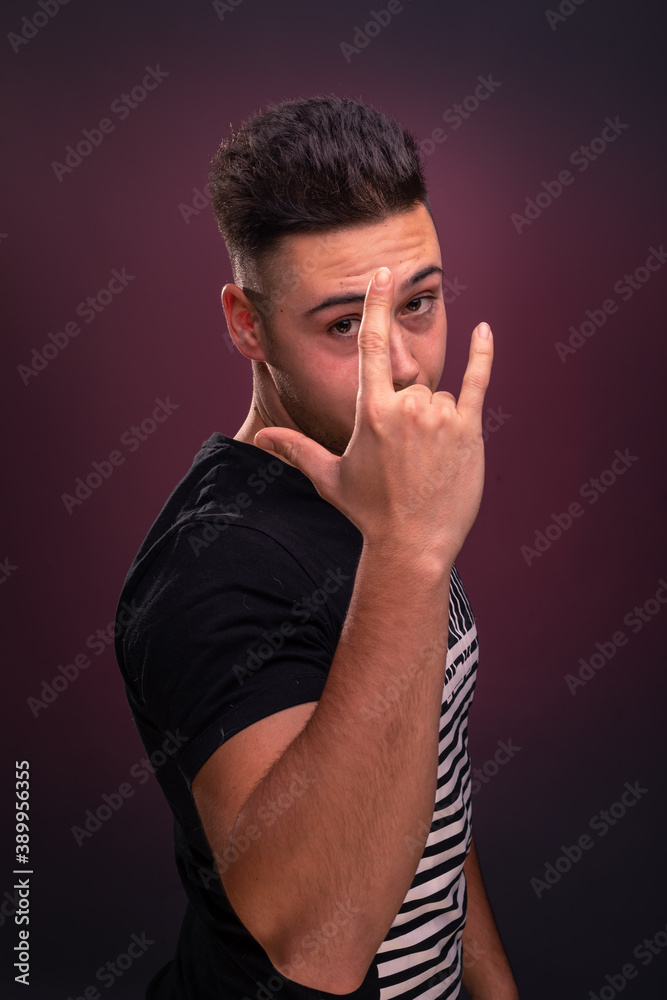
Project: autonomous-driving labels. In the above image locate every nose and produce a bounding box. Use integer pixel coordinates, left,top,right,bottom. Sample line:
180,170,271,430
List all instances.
389,325,420,391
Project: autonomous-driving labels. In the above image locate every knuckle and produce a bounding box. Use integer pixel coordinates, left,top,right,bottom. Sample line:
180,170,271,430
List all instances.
462,369,489,393
398,385,430,411
358,329,387,353
280,440,298,465
358,397,387,429
397,392,420,417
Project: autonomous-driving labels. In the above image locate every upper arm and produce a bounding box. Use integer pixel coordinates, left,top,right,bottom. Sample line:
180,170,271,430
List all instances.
124,524,333,938
129,524,334,790
192,700,319,881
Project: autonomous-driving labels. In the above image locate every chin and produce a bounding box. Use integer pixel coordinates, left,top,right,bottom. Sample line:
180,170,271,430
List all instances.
278,393,352,456
315,432,348,457
306,421,351,457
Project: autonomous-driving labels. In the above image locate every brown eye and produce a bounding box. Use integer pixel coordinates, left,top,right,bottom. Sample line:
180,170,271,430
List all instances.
328,317,361,338
403,295,435,317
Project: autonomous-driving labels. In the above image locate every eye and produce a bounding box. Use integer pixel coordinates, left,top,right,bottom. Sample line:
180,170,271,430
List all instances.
328,317,361,338
404,295,435,315
327,295,436,339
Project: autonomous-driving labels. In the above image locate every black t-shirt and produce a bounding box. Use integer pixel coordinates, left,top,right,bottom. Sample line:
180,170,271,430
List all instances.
114,432,479,1000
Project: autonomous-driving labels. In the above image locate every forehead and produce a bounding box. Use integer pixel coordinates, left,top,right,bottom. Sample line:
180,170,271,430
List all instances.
277,202,441,301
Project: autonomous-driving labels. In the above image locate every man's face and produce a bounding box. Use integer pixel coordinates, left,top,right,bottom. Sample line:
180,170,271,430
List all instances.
250,201,447,456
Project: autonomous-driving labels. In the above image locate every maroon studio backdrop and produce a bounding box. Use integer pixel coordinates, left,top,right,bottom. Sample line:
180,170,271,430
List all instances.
2,0,666,997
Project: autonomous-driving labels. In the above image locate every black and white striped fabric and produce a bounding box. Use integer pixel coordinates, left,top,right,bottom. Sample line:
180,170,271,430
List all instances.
375,565,478,999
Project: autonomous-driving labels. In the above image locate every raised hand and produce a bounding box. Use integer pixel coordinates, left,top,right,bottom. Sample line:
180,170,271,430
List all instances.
254,266,493,567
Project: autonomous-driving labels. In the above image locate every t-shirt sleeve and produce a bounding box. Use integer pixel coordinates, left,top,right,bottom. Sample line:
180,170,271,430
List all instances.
125,521,337,788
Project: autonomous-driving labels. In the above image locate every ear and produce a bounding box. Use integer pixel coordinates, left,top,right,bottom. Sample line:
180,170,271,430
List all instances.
221,283,269,361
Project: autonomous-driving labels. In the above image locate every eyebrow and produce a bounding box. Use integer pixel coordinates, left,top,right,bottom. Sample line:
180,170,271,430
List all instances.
303,264,444,317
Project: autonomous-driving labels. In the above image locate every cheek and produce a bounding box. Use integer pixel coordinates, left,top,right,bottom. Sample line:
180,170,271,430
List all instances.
421,327,447,381
293,343,359,405
317,371,359,427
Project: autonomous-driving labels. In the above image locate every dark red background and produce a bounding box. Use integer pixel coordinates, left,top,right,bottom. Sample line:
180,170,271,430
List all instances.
2,0,666,996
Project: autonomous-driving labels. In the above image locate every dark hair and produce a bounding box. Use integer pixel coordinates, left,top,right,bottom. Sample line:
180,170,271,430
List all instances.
207,95,431,316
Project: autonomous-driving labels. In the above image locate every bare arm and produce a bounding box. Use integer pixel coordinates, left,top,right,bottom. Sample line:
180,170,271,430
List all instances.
461,835,519,999
194,267,494,993
224,543,451,992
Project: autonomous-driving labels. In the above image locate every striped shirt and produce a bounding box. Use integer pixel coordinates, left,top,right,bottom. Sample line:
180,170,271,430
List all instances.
376,565,477,999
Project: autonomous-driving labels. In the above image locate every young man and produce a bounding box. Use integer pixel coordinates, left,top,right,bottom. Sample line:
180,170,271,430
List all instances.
114,96,519,999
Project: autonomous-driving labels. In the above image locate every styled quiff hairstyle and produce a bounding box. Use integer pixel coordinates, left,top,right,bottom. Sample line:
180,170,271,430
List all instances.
207,95,431,320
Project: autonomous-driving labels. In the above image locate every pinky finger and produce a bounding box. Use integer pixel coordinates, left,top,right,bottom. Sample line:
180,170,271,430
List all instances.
457,322,494,419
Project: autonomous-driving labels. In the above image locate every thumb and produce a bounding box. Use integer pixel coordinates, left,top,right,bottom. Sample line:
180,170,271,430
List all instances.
253,428,339,496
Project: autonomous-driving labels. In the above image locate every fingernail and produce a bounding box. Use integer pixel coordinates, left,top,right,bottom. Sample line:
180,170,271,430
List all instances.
374,267,391,289
478,322,491,339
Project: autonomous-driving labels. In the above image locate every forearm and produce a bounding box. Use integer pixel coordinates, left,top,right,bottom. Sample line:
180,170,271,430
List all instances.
461,835,519,999
225,540,452,990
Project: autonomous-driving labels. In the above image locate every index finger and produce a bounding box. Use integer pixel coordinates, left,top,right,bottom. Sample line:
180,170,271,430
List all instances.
357,266,395,404
456,322,494,419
